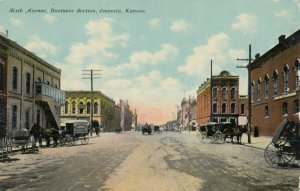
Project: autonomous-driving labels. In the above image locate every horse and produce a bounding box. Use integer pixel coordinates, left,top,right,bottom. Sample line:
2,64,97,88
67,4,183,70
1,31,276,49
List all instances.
29,123,42,149
223,124,247,144
29,124,59,147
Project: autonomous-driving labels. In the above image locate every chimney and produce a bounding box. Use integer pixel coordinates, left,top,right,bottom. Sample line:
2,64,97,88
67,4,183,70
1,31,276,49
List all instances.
278,35,286,44
255,53,260,59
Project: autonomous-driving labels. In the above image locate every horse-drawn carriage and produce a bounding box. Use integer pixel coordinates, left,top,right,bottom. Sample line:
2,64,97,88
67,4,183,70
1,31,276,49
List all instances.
59,120,89,146
142,124,152,135
264,119,300,168
197,122,225,144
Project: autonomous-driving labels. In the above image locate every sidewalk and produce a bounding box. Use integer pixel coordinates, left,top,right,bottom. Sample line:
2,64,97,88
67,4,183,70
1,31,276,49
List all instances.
241,134,272,150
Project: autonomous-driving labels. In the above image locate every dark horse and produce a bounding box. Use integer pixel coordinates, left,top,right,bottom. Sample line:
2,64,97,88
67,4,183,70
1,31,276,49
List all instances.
224,125,247,144
29,124,59,147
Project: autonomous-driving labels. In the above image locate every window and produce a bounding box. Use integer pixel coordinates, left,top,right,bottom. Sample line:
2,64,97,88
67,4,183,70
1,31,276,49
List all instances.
251,81,255,102
221,87,227,100
212,103,217,113
72,101,76,114
64,101,69,114
273,70,278,96
12,66,18,90
47,81,50,85
230,87,236,100
79,102,84,114
230,103,235,113
264,74,269,98
283,65,289,93
264,106,269,117
222,103,226,113
37,77,41,82
86,102,91,114
240,104,245,115
257,78,261,101
283,102,288,116
212,87,217,99
294,100,299,114
12,105,17,129
26,73,31,93
0,61,3,91
295,60,300,90
94,102,99,114
25,109,30,129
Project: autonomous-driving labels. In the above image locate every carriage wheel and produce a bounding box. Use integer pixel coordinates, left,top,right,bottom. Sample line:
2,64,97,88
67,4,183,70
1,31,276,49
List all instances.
214,132,225,144
264,142,295,168
198,132,207,144
81,137,89,145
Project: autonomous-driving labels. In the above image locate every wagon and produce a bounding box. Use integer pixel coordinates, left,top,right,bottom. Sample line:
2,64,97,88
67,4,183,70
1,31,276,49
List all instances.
11,129,36,153
264,119,300,168
59,120,90,146
197,122,225,144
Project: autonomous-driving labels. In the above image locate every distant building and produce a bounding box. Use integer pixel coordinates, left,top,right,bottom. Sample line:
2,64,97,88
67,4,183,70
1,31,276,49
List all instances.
61,91,115,131
177,97,197,131
0,34,64,137
250,30,300,136
197,71,240,126
111,105,121,132
119,99,133,131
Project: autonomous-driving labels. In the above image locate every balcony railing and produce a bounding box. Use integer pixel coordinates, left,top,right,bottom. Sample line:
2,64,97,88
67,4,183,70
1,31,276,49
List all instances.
35,82,65,104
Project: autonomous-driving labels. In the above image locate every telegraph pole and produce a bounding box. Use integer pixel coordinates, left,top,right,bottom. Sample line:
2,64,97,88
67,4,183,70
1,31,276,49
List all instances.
82,69,101,130
236,45,254,144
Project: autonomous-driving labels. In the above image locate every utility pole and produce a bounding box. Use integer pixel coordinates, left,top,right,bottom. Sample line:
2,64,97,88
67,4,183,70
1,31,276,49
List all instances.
236,45,254,144
82,69,101,130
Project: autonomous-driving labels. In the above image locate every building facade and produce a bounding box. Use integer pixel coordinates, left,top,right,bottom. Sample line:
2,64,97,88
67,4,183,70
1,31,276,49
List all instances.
0,34,64,137
251,30,300,136
61,91,115,131
119,99,133,131
197,71,240,126
177,97,197,131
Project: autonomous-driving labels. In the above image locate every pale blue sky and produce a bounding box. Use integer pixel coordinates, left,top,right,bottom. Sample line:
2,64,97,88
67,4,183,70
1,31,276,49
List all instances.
1,0,299,124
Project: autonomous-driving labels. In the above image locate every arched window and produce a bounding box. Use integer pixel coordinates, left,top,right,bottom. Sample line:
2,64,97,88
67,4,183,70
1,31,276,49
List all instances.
283,64,289,92
230,103,235,113
222,103,226,113
12,105,17,129
12,66,18,90
94,102,99,114
72,101,76,114
230,87,236,100
264,106,269,117
212,103,217,113
221,87,227,100
79,102,84,114
282,102,288,116
294,99,299,114
64,101,69,114
212,87,218,99
264,74,269,98
295,59,300,90
26,73,31,93
272,70,278,96
0,60,3,91
257,78,261,101
86,102,91,114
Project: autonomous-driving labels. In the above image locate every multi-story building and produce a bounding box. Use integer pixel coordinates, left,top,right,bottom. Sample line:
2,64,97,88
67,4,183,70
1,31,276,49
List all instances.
61,91,115,131
119,99,133,131
0,33,65,136
110,105,121,132
177,97,197,130
250,30,300,136
197,71,241,126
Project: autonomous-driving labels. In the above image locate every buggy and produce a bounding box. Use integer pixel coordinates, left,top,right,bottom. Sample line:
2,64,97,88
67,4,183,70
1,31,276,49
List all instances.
59,120,89,146
264,119,300,168
197,122,225,144
142,124,152,135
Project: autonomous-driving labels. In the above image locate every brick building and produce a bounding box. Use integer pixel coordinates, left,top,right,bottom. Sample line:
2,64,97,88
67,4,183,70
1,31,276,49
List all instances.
197,71,244,126
250,30,300,136
0,33,64,137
